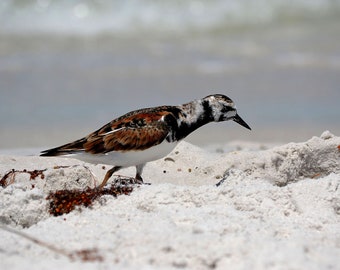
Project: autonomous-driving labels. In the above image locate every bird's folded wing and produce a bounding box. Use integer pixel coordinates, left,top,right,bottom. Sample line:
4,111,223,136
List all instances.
83,122,169,153
83,112,173,153
40,110,176,156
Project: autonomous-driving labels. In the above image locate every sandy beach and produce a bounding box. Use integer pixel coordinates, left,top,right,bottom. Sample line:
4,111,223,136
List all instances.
1,131,339,269
1,1,340,269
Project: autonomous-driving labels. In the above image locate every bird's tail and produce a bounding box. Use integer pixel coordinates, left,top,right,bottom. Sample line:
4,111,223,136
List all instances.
40,138,86,156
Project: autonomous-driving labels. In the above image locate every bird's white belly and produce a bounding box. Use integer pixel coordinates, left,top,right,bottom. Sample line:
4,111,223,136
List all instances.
67,141,178,167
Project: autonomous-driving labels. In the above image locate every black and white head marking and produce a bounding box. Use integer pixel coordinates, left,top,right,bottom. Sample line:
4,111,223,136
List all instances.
202,94,237,122
174,94,251,140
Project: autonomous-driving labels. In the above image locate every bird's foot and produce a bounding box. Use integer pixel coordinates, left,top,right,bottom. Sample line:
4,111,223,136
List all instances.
100,175,150,189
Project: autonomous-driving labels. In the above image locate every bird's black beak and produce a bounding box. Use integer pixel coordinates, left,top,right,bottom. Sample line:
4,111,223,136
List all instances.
233,114,251,130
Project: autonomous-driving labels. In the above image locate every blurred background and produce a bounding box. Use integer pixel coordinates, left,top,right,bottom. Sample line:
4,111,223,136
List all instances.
0,0,340,150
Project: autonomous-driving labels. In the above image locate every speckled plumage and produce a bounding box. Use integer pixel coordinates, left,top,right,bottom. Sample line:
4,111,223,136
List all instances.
41,94,251,188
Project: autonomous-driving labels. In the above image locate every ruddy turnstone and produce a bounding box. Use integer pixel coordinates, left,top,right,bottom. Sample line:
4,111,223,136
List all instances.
41,94,251,188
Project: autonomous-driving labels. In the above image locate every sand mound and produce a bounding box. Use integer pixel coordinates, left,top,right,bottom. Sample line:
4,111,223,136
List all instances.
0,131,339,269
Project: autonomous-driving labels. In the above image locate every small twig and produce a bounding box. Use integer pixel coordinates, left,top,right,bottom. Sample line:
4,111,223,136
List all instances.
215,176,227,187
0,224,103,261
1,224,73,259
215,170,231,187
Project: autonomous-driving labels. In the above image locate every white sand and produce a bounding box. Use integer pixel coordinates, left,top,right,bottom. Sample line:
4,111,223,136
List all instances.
0,131,339,269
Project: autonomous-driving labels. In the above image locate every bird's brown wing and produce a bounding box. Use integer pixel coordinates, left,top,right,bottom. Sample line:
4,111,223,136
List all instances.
84,111,174,153
41,110,176,156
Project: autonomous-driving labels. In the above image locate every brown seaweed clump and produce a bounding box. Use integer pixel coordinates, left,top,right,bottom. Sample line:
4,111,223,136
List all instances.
1,166,136,216
47,182,134,216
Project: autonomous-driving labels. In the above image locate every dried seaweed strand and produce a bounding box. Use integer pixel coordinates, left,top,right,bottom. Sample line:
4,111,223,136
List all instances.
0,224,103,261
0,169,46,187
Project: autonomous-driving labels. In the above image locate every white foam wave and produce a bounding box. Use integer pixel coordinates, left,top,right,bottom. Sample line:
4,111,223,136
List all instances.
1,0,340,35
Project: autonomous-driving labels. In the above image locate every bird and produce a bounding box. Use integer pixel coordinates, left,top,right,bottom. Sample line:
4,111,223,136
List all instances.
41,94,251,189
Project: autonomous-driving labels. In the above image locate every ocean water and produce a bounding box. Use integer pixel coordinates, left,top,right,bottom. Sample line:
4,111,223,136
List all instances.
1,0,340,149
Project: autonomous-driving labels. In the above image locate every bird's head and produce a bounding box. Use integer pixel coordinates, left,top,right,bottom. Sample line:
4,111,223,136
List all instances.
203,94,251,130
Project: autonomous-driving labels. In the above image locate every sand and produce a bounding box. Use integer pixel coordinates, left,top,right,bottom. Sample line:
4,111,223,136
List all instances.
0,131,339,269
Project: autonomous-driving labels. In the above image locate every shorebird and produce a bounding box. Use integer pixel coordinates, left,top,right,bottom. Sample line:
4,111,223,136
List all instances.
41,94,251,188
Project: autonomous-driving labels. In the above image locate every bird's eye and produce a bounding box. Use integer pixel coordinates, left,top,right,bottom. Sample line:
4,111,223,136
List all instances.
221,106,233,114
